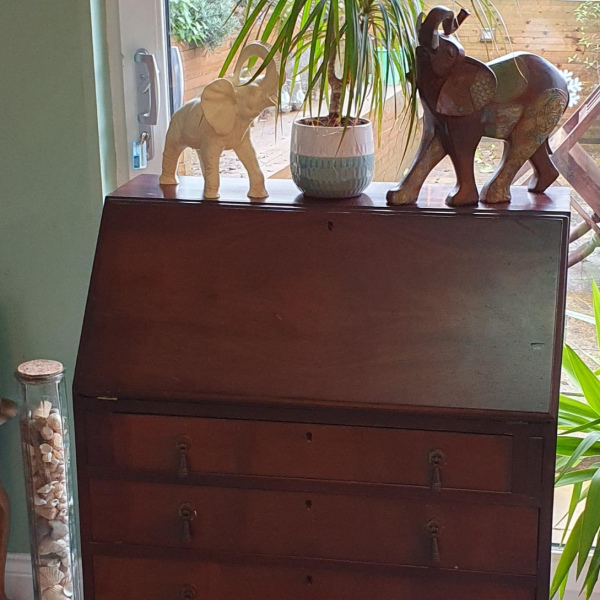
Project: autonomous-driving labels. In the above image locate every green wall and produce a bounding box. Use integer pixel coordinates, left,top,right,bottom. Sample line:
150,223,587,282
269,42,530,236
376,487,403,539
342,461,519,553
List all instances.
0,0,111,552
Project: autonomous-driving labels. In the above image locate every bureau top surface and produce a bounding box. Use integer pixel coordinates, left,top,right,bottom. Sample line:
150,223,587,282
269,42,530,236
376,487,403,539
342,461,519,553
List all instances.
75,176,569,416
109,175,571,216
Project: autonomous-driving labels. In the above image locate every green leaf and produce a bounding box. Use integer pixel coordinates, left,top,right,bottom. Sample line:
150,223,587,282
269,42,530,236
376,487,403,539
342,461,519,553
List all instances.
556,432,600,480
560,394,600,420
583,534,600,598
555,434,600,459
556,470,597,488
563,345,600,416
561,418,600,435
578,468,600,576
562,481,583,545
593,280,600,356
551,513,583,598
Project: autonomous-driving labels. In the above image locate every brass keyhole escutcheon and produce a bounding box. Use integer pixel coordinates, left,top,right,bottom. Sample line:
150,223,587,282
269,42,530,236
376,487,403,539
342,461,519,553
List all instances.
177,436,192,479
425,519,442,565
178,503,198,542
180,584,197,600
428,449,446,492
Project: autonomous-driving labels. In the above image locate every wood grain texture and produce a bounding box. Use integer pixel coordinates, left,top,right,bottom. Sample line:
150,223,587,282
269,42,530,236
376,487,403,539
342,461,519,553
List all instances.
93,555,537,600
89,479,539,575
75,177,569,413
93,413,514,492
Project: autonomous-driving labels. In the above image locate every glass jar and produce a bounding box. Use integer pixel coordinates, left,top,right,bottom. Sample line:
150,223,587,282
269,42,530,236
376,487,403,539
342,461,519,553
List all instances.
16,360,80,600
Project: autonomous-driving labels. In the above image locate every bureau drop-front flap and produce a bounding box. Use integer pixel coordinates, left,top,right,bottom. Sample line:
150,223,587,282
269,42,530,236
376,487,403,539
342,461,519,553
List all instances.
74,176,569,414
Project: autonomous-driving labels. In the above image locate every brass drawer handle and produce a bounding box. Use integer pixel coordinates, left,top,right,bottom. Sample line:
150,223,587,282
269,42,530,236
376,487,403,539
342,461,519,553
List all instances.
181,585,197,600
428,449,446,492
177,436,191,479
425,519,442,565
178,503,197,542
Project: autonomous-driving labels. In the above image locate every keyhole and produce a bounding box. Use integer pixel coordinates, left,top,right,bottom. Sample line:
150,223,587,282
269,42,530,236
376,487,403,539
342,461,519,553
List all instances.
305,575,313,585
327,221,334,231
305,499,313,510
305,432,313,442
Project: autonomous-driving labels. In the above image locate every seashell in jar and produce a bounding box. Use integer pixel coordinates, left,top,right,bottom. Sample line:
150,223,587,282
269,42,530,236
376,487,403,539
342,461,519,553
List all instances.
42,454,53,464
52,448,64,461
39,444,53,456
36,520,52,542
47,413,62,432
37,483,53,495
34,496,47,506
39,558,60,567
35,505,58,521
49,520,69,540
42,585,68,600
41,427,55,441
43,466,56,481
47,499,59,508
52,433,63,449
39,536,67,555
33,401,53,420
62,580,73,598
39,566,65,590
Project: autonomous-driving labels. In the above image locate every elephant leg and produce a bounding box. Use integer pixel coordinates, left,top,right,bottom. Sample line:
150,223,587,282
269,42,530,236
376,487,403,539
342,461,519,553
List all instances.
159,136,186,185
445,126,481,206
386,133,447,205
480,131,541,204
235,133,268,199
196,144,223,200
480,140,533,203
528,139,560,193
483,91,567,202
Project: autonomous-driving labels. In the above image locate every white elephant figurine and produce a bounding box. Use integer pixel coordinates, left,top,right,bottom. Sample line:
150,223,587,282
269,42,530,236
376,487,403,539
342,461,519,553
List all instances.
159,42,279,199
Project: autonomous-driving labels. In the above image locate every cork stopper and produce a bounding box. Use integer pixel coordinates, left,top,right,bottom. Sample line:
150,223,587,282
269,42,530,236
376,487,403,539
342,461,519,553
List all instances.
16,360,64,380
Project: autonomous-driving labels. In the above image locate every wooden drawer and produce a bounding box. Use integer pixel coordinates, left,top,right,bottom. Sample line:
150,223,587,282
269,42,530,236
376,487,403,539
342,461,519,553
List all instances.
87,413,513,492
89,480,538,575
92,555,536,600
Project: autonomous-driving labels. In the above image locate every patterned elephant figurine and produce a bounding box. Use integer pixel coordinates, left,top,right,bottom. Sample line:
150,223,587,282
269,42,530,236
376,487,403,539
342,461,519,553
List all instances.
160,42,279,200
387,6,569,206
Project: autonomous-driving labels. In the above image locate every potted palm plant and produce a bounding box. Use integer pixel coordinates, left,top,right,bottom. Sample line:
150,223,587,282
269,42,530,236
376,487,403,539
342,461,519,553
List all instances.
552,281,600,599
220,0,421,198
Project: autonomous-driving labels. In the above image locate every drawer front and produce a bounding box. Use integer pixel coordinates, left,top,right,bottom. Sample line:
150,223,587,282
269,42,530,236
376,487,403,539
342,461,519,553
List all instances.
89,413,513,492
89,480,538,575
93,556,536,600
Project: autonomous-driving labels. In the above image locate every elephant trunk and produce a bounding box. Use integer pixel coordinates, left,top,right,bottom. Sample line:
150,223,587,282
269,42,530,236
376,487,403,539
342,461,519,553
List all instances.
232,41,279,92
419,6,456,49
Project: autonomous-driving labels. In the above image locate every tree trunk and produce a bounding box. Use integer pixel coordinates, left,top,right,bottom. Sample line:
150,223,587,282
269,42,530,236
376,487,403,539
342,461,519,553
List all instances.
327,47,343,120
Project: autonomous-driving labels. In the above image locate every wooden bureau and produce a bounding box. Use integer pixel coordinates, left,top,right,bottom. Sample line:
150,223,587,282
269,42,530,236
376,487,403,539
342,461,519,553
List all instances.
74,175,570,600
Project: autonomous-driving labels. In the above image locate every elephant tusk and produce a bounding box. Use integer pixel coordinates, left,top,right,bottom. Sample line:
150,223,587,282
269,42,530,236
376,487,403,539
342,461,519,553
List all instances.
431,30,440,50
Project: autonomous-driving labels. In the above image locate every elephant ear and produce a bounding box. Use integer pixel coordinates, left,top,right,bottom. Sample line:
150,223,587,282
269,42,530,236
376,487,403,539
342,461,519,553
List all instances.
437,57,497,116
201,78,238,136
